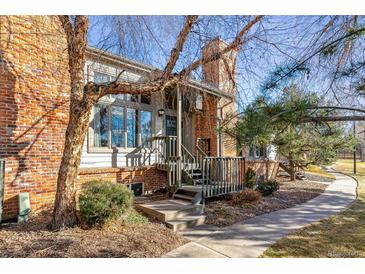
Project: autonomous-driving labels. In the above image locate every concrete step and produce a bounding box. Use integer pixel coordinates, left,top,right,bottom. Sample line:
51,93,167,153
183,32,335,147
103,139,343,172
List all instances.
166,214,206,232
136,199,203,222
174,193,194,201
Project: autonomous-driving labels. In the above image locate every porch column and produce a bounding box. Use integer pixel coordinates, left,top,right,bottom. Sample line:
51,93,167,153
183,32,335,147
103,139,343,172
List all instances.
177,84,182,186
177,84,182,158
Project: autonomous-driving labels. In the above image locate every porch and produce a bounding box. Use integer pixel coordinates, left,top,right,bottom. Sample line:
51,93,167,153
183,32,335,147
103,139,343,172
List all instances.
127,135,246,200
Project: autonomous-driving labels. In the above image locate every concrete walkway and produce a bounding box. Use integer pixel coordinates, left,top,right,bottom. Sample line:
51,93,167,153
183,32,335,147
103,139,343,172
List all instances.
163,172,357,258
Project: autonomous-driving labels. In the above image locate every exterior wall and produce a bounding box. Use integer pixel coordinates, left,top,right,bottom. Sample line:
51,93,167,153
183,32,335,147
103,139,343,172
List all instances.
194,94,218,156
202,38,238,157
0,16,70,219
77,166,167,194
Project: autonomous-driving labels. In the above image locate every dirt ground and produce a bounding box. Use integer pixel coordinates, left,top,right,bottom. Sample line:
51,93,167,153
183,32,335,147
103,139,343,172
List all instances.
205,176,329,227
0,207,185,258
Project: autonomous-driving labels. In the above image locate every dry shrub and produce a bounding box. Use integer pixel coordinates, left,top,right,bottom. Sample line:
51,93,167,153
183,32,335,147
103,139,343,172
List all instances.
230,189,262,206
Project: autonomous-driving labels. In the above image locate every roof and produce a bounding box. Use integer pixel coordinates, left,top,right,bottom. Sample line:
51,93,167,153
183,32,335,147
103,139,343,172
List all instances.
86,47,234,100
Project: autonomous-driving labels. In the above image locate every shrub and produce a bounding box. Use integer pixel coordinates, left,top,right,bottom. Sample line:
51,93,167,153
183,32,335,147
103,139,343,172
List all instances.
79,180,133,226
257,179,280,196
230,189,262,206
245,167,257,188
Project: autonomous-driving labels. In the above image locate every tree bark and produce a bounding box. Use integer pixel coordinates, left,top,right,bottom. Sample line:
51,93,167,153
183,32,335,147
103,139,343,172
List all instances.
51,15,91,230
288,154,295,181
51,102,93,229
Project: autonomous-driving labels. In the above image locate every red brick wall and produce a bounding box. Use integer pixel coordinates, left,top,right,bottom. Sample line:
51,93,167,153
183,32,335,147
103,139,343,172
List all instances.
0,16,71,219
77,166,167,194
194,94,218,156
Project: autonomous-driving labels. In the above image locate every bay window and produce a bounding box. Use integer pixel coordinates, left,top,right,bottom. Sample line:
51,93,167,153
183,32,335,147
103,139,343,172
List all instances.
140,111,152,147
126,108,137,148
93,105,109,147
111,106,124,147
90,98,153,151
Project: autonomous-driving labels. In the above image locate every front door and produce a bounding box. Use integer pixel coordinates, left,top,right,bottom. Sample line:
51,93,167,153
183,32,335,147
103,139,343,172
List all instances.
165,115,177,136
165,115,177,158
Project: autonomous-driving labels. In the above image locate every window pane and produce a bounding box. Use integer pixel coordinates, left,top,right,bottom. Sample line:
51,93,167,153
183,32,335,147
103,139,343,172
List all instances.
94,72,111,84
111,107,124,147
125,93,139,102
126,108,137,148
94,105,108,147
141,111,152,146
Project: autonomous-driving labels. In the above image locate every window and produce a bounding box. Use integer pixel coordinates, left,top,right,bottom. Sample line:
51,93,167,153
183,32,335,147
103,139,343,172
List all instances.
126,108,137,148
127,182,144,197
94,72,111,84
140,111,152,146
125,94,139,102
93,105,109,147
90,77,153,151
249,145,266,159
111,106,124,147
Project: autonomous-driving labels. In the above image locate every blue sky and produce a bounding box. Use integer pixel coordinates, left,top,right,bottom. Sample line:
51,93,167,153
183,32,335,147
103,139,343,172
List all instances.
87,15,365,112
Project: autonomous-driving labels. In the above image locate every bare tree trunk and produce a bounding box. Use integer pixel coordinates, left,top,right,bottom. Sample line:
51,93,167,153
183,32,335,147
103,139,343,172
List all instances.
51,100,93,230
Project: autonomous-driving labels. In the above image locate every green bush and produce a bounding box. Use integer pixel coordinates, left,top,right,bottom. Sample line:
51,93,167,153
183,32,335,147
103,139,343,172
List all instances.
79,181,133,226
230,189,262,206
257,179,280,196
245,167,257,188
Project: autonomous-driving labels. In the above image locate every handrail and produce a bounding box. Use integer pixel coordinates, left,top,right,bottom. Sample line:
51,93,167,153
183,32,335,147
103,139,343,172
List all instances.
195,144,207,170
202,156,245,198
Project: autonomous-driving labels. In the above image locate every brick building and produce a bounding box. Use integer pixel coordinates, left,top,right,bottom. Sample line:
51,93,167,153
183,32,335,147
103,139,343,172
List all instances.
0,16,276,221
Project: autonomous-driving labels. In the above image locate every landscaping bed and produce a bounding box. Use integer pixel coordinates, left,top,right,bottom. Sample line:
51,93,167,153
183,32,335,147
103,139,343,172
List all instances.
205,177,329,227
0,206,185,258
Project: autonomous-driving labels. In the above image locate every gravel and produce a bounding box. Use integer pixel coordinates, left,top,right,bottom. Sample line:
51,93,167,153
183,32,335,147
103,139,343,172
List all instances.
205,177,329,227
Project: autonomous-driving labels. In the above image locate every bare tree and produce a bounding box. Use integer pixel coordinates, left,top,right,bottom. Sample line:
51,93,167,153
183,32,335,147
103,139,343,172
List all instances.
51,15,263,230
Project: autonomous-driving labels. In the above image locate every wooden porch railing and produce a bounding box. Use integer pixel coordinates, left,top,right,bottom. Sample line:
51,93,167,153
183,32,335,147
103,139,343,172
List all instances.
202,157,246,198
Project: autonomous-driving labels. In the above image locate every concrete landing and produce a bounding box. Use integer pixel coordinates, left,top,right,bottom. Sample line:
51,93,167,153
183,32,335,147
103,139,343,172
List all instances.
136,199,205,231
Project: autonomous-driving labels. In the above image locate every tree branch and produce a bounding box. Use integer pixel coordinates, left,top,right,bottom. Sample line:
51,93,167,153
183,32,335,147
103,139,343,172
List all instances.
161,15,199,79
300,115,365,123
178,15,264,78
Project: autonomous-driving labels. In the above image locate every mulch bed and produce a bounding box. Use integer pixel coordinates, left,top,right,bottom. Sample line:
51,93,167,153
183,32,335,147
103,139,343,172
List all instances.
0,206,185,258
205,177,329,227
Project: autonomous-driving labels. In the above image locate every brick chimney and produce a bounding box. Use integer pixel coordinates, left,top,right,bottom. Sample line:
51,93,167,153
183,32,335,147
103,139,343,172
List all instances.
202,38,237,95
202,38,238,157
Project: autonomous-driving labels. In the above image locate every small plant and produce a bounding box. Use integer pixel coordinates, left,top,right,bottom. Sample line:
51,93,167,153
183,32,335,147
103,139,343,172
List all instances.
257,179,280,196
245,167,257,188
230,189,262,206
124,209,149,225
79,180,133,226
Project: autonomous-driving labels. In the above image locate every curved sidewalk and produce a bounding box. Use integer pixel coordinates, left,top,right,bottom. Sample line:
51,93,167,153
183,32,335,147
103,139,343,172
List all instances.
163,173,357,258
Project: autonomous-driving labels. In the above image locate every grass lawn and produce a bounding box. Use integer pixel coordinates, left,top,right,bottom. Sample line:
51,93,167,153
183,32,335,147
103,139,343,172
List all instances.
261,159,365,258
306,164,336,180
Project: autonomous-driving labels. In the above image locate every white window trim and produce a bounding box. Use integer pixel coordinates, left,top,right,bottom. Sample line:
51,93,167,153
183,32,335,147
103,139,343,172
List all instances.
88,97,154,153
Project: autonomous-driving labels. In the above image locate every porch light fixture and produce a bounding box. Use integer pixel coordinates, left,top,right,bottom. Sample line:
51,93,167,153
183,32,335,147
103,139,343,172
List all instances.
158,109,165,116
